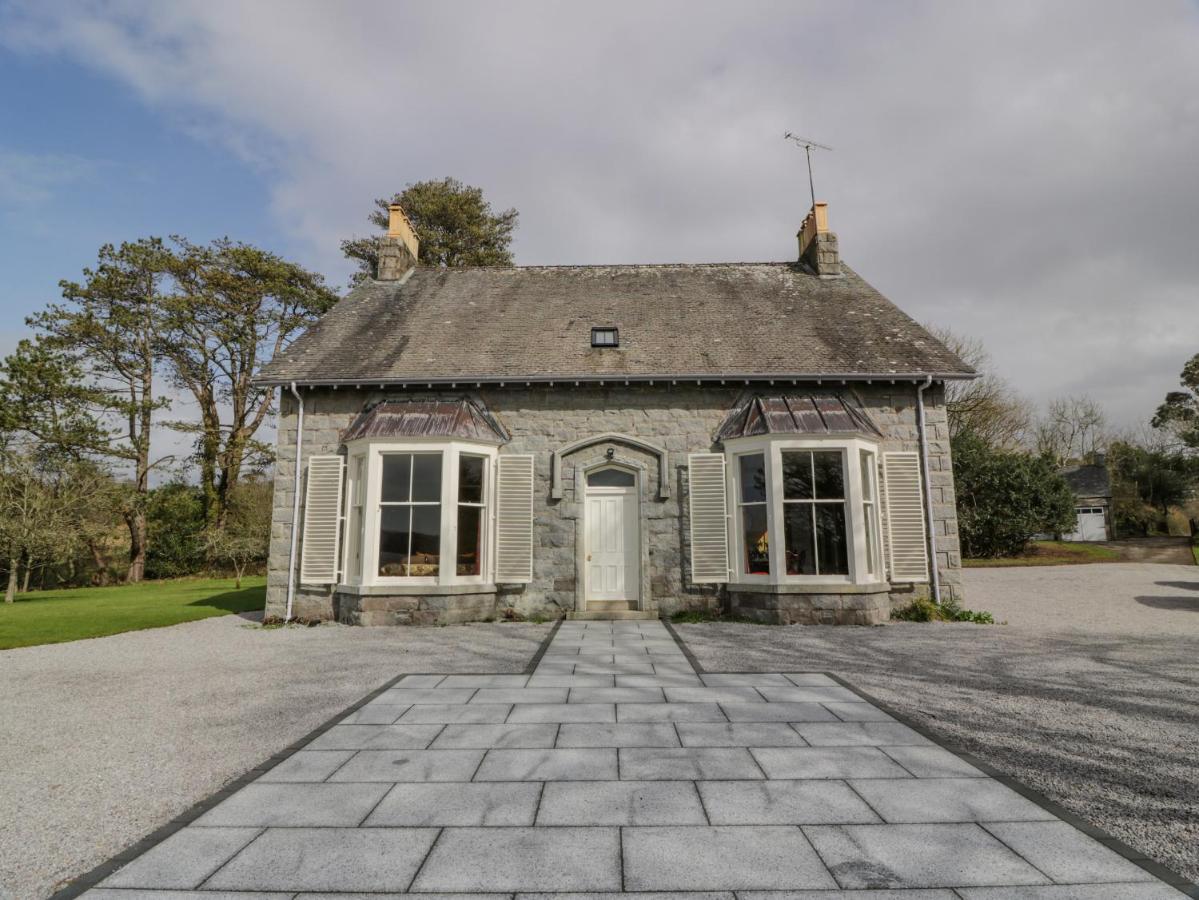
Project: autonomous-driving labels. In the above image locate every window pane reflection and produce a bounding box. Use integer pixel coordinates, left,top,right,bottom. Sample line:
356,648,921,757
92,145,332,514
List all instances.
459,455,484,503
381,455,411,502
411,454,442,502
815,505,849,575
739,454,767,503
782,451,813,500
457,505,483,576
783,505,816,575
378,506,411,576
741,505,770,575
409,505,441,576
812,451,844,499
587,467,635,487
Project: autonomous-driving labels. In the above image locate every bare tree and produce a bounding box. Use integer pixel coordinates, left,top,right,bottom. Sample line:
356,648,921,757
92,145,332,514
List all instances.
1035,395,1108,466
927,326,1032,449
204,479,271,588
0,443,102,602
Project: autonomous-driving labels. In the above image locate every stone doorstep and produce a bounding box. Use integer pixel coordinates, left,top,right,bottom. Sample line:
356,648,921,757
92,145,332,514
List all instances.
567,609,658,620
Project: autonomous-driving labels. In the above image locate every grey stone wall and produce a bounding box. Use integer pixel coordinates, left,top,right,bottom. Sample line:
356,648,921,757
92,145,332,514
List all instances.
265,382,963,622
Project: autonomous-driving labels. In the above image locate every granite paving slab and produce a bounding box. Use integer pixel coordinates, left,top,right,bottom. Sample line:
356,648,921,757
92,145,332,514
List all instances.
750,746,914,780
622,825,837,890
430,723,559,749
474,747,618,781
804,822,1050,888
327,748,485,782
364,782,542,826
98,827,262,890
697,779,881,825
304,723,442,750
536,779,707,825
409,826,622,892
79,619,1189,899
675,722,807,747
203,826,439,892
193,783,390,827
555,722,680,747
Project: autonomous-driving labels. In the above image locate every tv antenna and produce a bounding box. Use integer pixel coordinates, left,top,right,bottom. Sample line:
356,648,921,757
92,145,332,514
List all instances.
784,132,832,209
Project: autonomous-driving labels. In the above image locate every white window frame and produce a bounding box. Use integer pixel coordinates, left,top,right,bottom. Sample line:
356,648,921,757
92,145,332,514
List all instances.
732,450,773,583
342,452,368,585
343,437,499,589
724,435,886,587
860,447,882,579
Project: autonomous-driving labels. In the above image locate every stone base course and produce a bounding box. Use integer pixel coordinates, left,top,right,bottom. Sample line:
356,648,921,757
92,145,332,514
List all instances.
336,589,498,626
728,588,894,625
77,621,1187,899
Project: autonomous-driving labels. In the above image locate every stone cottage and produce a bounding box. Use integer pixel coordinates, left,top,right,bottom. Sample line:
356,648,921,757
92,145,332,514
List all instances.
255,202,974,625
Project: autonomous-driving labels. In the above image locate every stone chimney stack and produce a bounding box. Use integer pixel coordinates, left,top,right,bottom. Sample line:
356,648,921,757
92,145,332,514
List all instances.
797,201,841,278
377,204,419,280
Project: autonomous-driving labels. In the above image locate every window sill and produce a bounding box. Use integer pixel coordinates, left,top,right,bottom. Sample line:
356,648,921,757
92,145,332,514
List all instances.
337,583,498,597
727,581,891,595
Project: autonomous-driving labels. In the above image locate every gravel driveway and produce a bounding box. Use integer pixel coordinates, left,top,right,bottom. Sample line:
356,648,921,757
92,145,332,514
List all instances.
676,562,1199,884
0,615,550,900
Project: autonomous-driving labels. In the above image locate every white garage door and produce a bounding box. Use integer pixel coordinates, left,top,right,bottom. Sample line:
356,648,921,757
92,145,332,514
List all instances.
1064,506,1106,542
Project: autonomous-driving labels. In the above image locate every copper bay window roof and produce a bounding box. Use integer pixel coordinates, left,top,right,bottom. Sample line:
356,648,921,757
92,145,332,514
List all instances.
341,398,510,444
715,394,883,441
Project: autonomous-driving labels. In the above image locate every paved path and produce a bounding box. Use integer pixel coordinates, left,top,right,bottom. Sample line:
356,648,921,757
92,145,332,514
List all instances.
79,620,1186,897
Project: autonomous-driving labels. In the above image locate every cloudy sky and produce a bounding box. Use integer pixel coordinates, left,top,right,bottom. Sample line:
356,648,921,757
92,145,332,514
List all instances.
1,0,1197,434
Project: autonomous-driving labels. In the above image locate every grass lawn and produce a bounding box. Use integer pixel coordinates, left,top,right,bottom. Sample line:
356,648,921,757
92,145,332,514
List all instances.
0,576,265,650
964,540,1122,568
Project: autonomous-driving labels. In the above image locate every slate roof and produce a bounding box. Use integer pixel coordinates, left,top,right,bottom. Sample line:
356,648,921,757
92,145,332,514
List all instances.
715,394,883,441
1059,463,1112,499
341,398,509,444
257,263,975,386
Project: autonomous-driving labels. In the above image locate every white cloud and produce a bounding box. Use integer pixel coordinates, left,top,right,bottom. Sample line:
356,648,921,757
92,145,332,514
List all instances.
4,0,1199,428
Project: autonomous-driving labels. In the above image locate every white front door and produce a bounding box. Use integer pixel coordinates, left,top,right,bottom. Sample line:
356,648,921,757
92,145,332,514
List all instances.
585,480,639,604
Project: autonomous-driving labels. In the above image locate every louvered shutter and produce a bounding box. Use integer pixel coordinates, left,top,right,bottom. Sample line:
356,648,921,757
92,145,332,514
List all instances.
494,454,535,582
882,452,929,583
300,455,345,584
688,453,730,583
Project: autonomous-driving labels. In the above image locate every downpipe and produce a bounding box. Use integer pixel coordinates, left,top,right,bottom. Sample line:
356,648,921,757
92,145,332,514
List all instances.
284,382,305,622
916,376,942,606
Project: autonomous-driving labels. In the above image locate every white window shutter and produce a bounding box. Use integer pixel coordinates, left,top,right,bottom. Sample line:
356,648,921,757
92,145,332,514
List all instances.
882,451,929,583
494,454,535,583
300,455,345,585
688,453,730,583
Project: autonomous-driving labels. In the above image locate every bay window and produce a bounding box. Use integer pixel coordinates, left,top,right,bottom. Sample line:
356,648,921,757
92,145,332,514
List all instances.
726,437,884,586
341,439,497,588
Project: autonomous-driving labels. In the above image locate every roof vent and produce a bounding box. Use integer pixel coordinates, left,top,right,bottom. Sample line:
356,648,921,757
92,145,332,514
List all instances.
591,327,619,347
